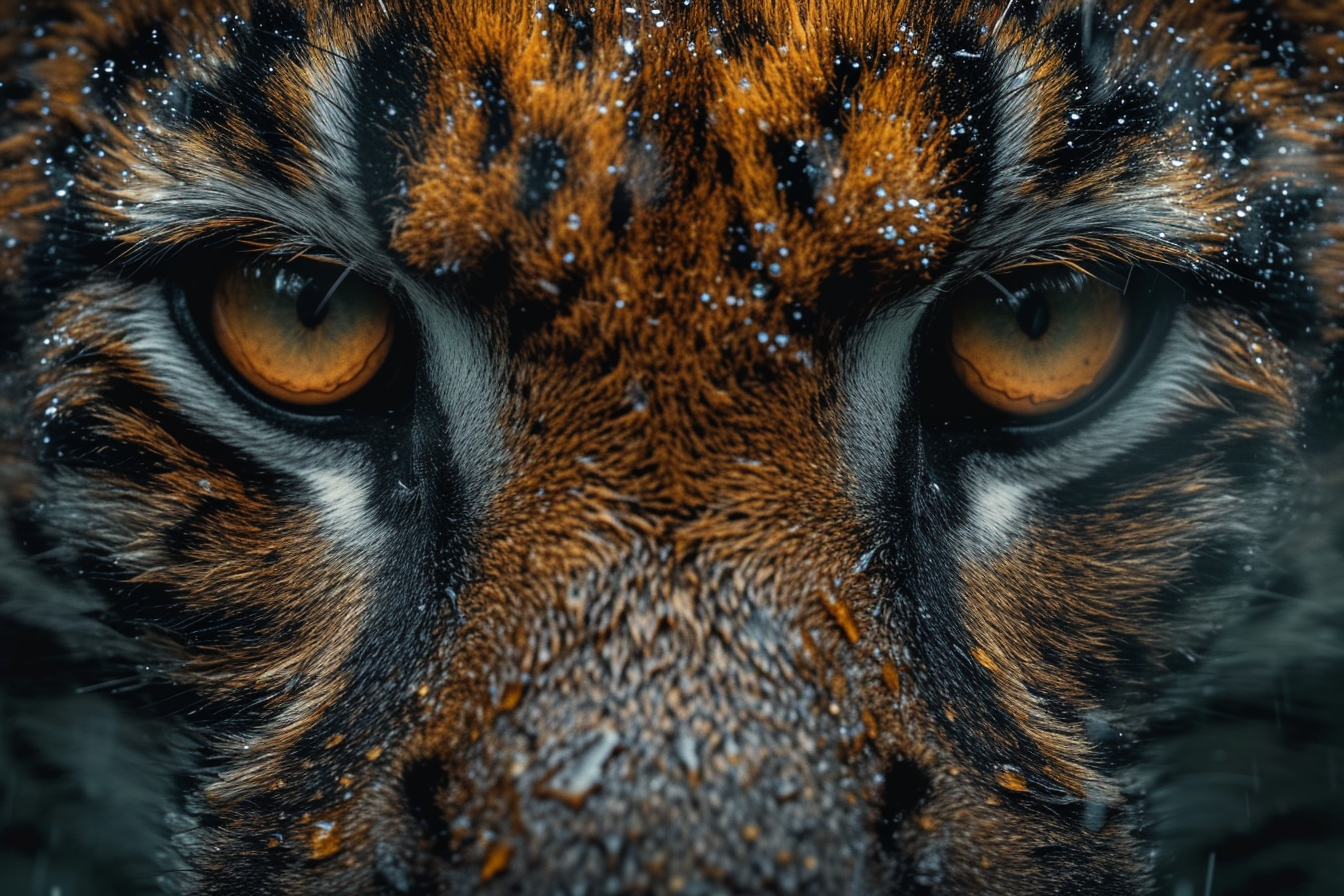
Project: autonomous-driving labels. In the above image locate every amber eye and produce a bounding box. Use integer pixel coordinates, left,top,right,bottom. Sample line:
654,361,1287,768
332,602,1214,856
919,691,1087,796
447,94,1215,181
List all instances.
945,271,1129,418
210,258,395,407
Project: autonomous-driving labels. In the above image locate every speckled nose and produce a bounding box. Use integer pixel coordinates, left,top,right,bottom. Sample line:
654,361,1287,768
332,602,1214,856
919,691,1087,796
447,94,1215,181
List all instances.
381,529,922,895
397,667,918,895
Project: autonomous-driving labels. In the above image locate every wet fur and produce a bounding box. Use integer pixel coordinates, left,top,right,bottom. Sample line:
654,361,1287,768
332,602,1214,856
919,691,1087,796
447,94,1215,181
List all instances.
2,0,1344,893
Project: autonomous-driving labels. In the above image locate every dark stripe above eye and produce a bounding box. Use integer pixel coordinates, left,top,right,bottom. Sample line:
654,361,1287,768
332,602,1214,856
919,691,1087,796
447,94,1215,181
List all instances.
165,6,315,191
474,59,514,168
518,137,568,214
352,17,431,246
86,17,173,108
249,0,309,45
1031,79,1163,194
95,2,309,135
1027,11,1164,194
185,75,312,193
921,20,996,223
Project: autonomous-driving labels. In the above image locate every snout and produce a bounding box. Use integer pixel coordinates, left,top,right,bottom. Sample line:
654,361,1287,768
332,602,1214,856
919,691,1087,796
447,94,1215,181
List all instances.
406,683,893,893
375,537,923,895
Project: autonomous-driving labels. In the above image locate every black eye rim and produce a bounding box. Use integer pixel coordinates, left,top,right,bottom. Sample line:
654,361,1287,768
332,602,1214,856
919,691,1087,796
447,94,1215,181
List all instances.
168,249,418,431
917,262,1178,440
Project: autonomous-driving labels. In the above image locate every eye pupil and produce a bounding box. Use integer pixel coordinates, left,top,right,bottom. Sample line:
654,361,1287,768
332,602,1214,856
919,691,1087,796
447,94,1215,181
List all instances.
1015,295,1050,340
267,266,332,329
295,282,331,329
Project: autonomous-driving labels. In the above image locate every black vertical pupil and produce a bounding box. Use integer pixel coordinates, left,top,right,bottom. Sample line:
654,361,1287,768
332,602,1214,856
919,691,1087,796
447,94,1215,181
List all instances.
283,269,332,329
1015,293,1050,340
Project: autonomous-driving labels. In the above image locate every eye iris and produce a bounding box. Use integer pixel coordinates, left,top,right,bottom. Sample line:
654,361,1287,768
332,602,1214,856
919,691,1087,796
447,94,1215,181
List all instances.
211,260,395,406
946,277,1127,417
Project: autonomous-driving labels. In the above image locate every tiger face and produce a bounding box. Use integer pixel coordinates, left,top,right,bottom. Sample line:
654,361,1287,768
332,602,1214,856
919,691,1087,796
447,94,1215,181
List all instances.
1,0,1341,893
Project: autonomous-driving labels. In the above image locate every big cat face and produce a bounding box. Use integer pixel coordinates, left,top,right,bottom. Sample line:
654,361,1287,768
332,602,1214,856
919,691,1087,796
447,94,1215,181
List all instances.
1,1,1343,894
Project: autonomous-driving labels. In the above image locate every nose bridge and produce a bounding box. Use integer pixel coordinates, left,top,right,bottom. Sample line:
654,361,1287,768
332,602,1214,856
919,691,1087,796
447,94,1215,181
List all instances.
496,301,842,528
404,273,906,887
455,285,885,750
460,493,876,731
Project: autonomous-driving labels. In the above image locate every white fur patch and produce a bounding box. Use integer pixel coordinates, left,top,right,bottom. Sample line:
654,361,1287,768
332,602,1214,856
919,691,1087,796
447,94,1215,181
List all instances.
405,286,506,507
962,475,1033,553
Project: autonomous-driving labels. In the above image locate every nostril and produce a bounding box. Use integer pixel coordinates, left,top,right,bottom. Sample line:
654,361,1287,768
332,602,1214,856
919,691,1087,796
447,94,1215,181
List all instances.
401,758,453,857
875,759,931,857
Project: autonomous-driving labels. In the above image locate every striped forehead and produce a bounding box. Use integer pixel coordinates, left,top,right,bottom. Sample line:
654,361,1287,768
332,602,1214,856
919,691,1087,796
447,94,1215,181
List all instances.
391,0,987,332
88,0,1273,327
385,0,1237,332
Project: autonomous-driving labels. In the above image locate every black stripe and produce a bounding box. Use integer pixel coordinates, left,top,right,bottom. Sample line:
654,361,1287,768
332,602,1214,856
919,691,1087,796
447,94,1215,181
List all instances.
549,1,594,56
766,136,816,216
353,18,431,245
871,421,1068,797
924,20,997,227
184,77,309,193
1031,10,1163,193
38,347,298,499
1235,0,1306,80
75,535,300,656
250,0,308,45
20,184,123,316
815,53,860,135
39,403,171,476
172,5,312,191
1213,185,1326,342
1193,98,1266,176
518,137,567,213
607,180,635,236
708,0,769,60
474,58,513,168
87,17,172,108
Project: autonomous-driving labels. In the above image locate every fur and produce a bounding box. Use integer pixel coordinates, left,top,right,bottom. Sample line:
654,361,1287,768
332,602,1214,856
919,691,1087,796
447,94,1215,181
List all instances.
2,0,1343,893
